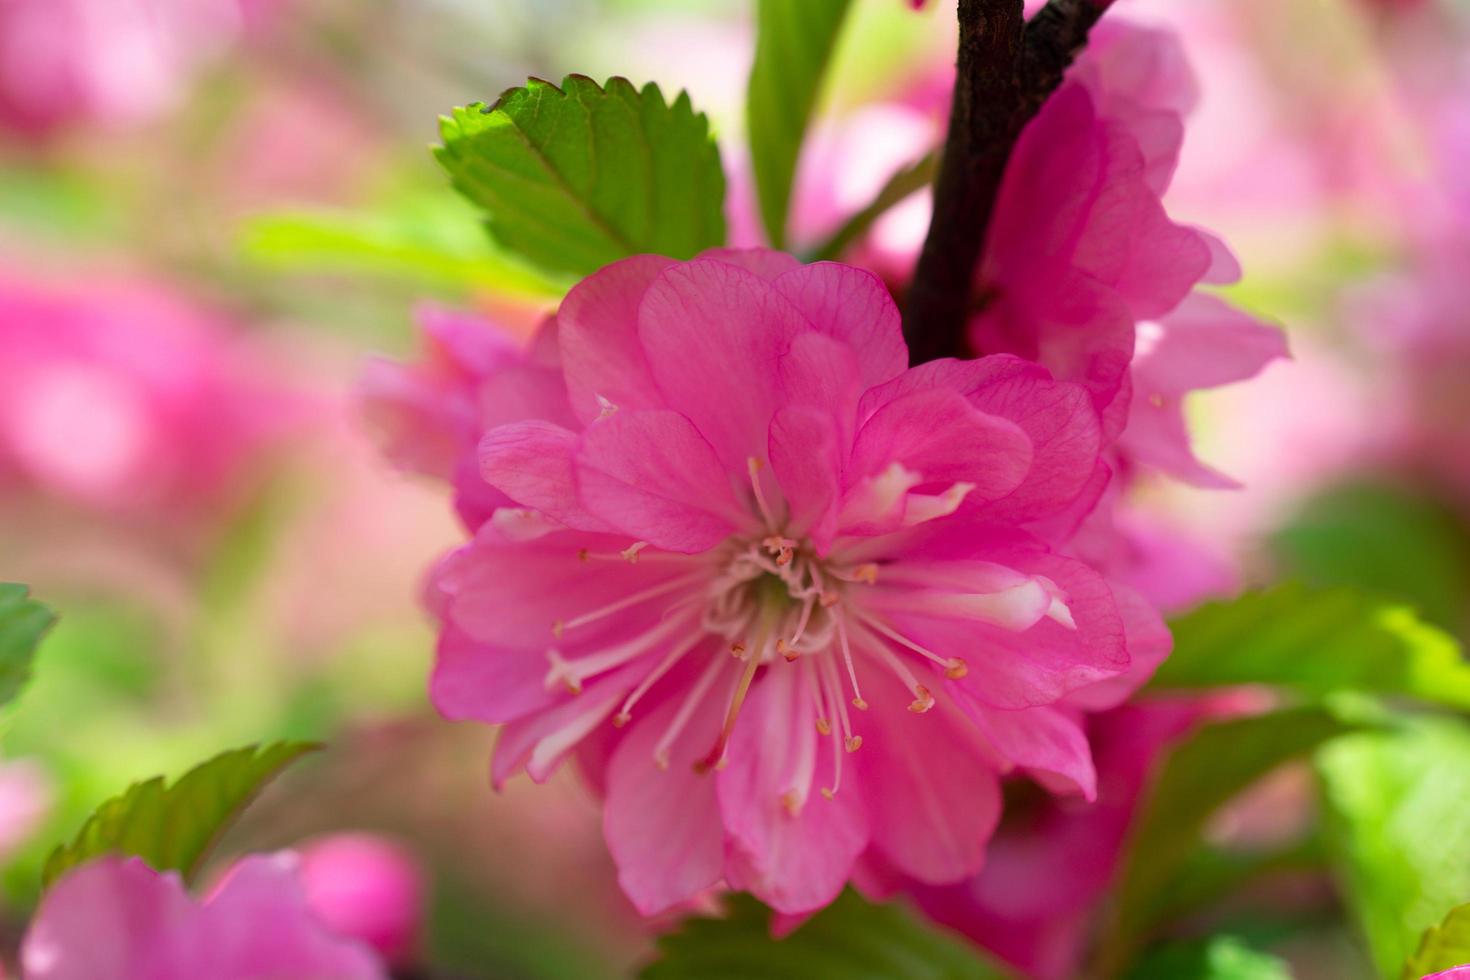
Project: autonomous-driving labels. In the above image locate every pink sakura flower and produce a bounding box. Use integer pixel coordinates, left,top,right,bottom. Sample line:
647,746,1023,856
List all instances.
21,855,384,979
0,268,290,518
970,20,1287,486
298,834,424,968
1425,968,1470,979
377,248,1169,916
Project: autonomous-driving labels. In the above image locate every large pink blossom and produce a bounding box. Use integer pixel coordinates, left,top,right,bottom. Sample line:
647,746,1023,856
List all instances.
21,855,384,979
0,269,289,517
374,248,1168,916
970,20,1286,486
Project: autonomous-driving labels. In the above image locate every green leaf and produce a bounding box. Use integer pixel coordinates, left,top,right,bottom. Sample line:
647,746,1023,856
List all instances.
809,150,937,261
1104,706,1365,970
436,75,726,278
1149,584,1470,710
1127,935,1294,979
0,583,56,708
1273,480,1470,635
1318,717,1470,976
641,890,1004,980
43,742,318,889
1404,903,1470,979
242,201,565,298
747,0,853,248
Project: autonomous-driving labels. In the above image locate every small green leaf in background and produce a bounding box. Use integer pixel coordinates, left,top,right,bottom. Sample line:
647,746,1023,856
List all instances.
1318,717,1470,976
1403,903,1470,979
43,741,318,889
641,890,1003,980
1148,584,1470,710
1104,706,1365,969
747,0,853,249
1272,481,1470,636
437,76,726,278
0,583,56,708
1127,935,1294,979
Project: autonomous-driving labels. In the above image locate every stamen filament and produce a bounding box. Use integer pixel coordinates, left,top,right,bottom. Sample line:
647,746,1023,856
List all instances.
831,607,868,711
615,630,708,726
696,617,772,773
652,654,728,770
546,613,694,693
747,457,778,529
556,574,700,634
854,622,935,714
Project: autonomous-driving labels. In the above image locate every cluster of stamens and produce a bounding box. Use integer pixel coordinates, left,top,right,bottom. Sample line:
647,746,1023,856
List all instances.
536,455,999,813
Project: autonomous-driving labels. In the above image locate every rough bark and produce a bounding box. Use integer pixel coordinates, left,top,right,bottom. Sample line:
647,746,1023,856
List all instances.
902,0,1110,365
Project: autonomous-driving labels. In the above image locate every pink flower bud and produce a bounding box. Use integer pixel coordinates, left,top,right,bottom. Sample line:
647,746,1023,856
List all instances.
299,834,424,967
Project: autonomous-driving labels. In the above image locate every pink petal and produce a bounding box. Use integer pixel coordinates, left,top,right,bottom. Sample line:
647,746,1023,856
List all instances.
22,857,200,978
857,694,1002,883
479,420,613,532
847,388,1032,503
439,528,696,650
1061,580,1172,711
960,700,1097,799
205,853,385,979
636,258,818,468
605,683,729,915
575,409,746,552
718,663,870,914
557,254,676,424
429,625,555,724
694,247,802,281
881,547,1129,709
492,661,647,787
769,262,908,389
1134,293,1288,394
867,357,1105,525
769,406,841,548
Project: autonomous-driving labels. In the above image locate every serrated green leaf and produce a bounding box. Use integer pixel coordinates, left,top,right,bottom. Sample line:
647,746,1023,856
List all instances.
1403,903,1470,979
1318,717,1470,976
43,742,318,889
1104,706,1365,970
436,75,725,278
747,0,853,248
641,890,1004,980
0,583,56,708
1127,935,1294,979
1148,585,1470,710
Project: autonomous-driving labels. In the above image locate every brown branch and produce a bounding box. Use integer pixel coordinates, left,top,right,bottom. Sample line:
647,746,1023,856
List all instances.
901,0,1111,365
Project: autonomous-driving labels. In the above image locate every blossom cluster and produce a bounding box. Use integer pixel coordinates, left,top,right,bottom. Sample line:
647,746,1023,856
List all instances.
363,18,1284,940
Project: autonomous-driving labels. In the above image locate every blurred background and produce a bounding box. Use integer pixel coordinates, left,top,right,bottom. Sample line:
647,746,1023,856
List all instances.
0,0,1467,976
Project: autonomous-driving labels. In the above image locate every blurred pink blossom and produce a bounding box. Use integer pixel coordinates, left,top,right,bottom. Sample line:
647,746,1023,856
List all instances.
971,20,1287,486
1425,968,1470,980
0,759,51,862
22,854,384,979
0,269,291,518
0,0,278,136
372,249,1170,916
299,834,423,968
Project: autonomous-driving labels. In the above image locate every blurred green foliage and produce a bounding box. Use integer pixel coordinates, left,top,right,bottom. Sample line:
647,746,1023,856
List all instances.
643,890,1003,980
